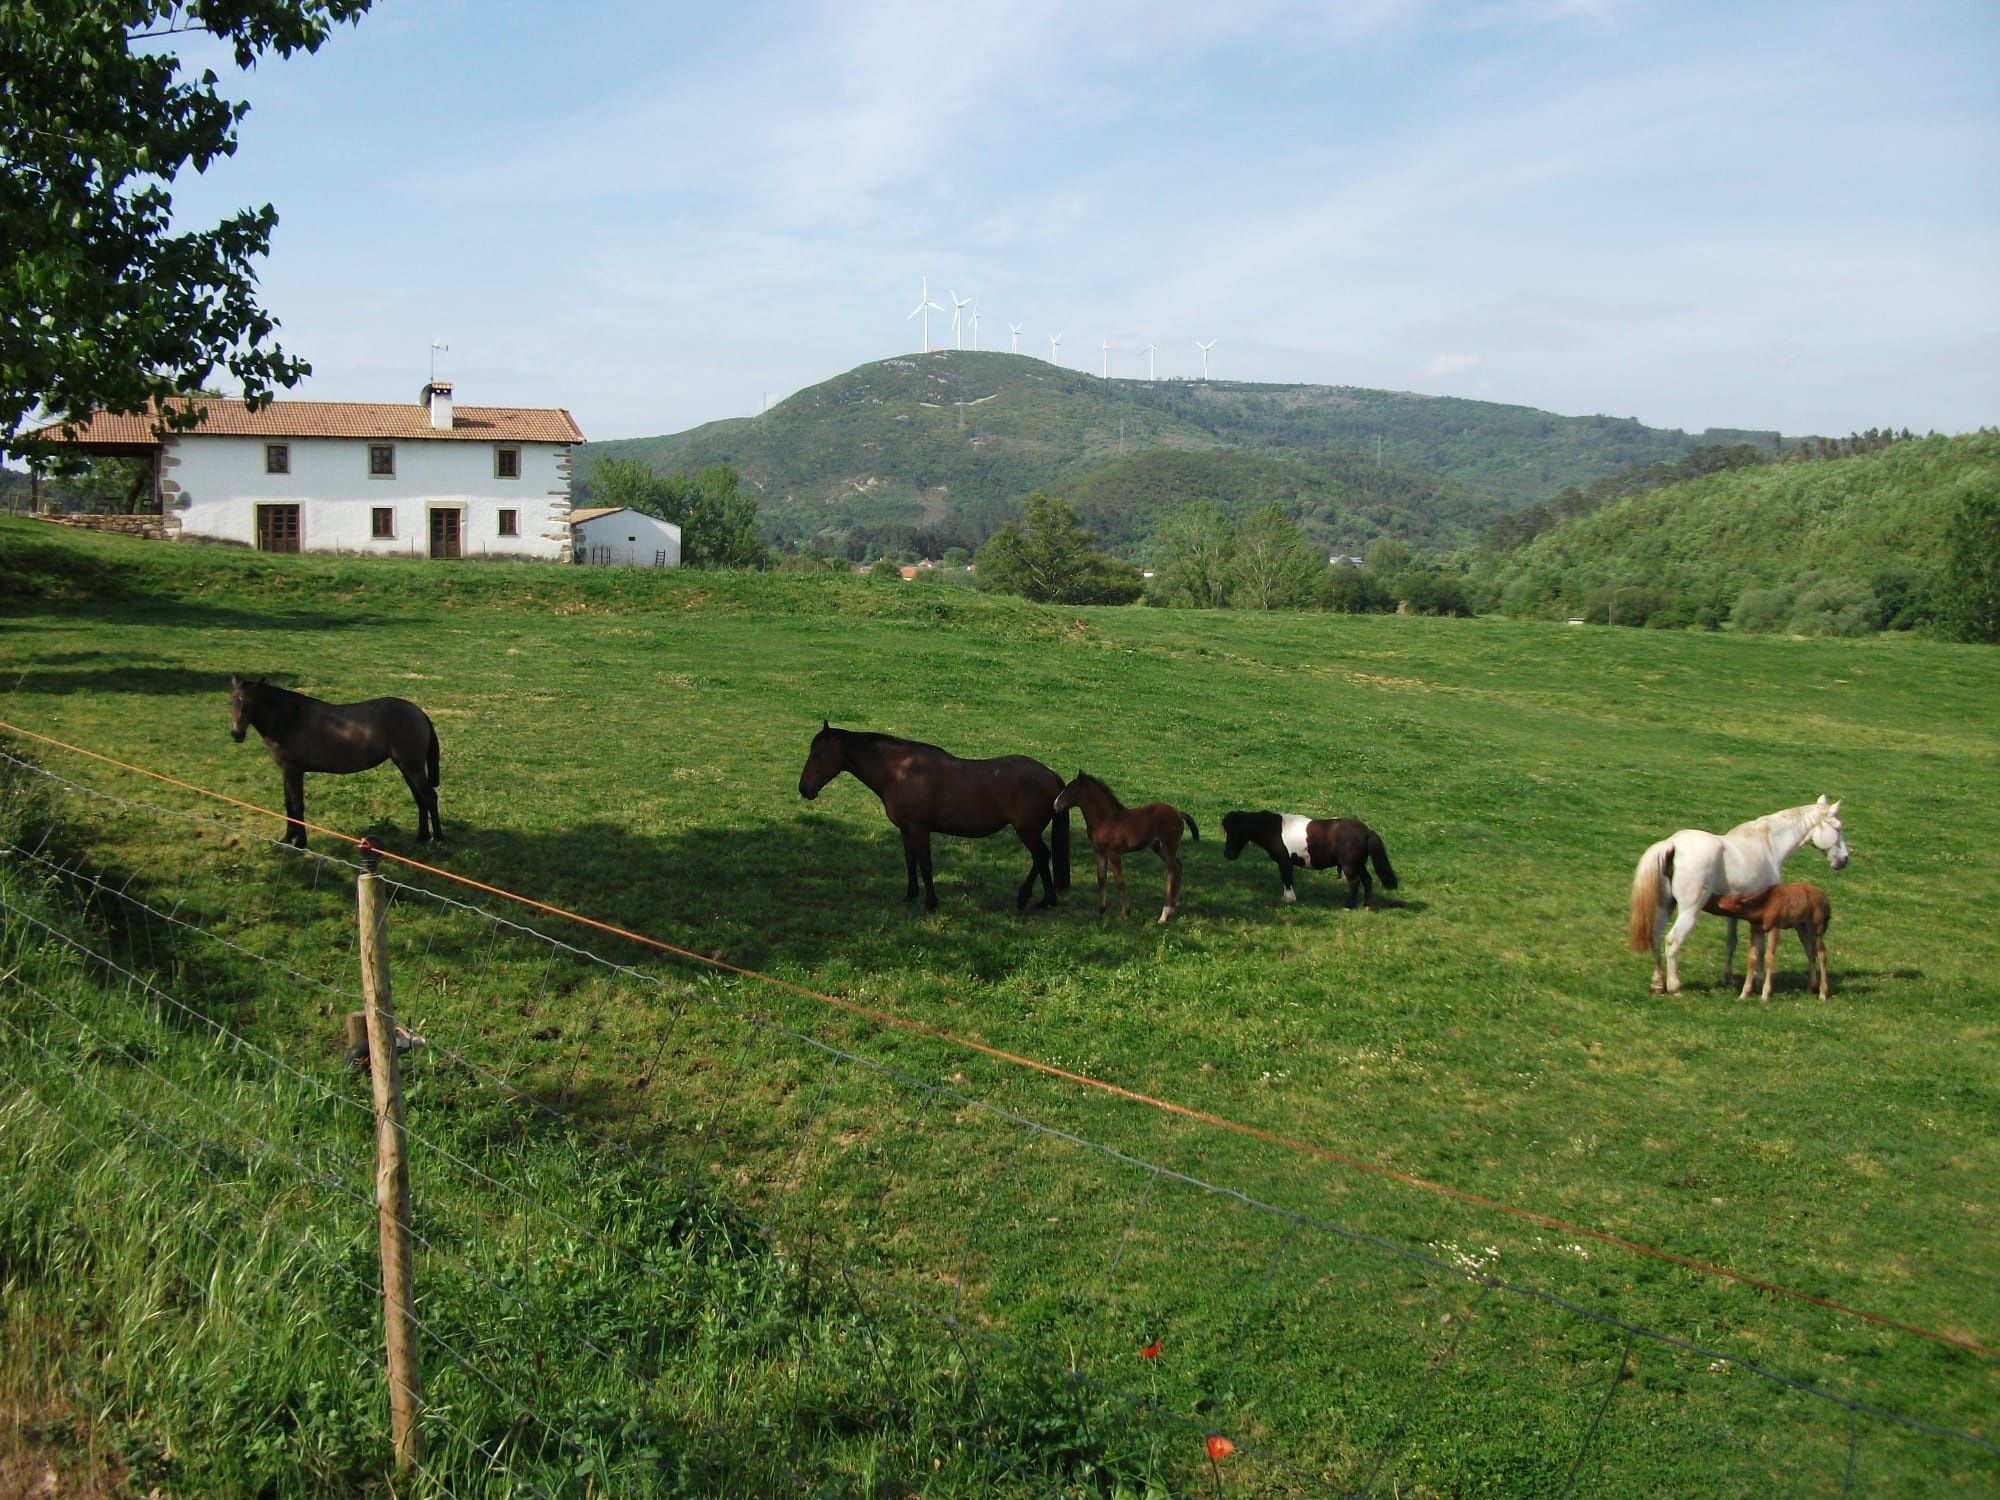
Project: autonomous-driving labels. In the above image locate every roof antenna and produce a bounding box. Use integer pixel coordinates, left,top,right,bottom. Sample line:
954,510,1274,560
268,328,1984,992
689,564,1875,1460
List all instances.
429,339,449,384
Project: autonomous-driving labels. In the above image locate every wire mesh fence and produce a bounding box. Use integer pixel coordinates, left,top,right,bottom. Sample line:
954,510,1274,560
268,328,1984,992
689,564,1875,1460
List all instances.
1,743,1993,1496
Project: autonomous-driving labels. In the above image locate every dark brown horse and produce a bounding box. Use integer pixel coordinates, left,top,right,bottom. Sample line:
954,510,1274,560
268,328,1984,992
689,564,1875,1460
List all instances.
230,676,441,849
797,723,1069,912
1221,810,1399,909
1053,772,1198,923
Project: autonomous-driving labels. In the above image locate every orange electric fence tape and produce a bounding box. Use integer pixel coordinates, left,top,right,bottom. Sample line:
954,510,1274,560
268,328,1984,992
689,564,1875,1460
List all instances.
0,717,1991,1362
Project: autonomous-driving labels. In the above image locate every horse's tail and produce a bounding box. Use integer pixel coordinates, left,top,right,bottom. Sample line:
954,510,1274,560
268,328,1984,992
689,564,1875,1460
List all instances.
426,724,441,787
1629,839,1672,951
1182,811,1200,843
1053,806,1071,891
1368,830,1399,890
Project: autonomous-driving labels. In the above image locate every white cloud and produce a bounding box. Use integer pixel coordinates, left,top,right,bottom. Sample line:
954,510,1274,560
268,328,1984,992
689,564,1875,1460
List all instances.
1425,352,1482,377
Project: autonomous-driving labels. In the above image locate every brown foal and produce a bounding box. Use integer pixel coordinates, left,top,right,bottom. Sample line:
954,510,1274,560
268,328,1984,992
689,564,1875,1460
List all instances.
1053,772,1199,923
1704,882,1832,1001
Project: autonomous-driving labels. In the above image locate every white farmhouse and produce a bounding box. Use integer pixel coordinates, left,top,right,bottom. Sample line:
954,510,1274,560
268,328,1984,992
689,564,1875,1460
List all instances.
570,507,682,568
22,383,584,561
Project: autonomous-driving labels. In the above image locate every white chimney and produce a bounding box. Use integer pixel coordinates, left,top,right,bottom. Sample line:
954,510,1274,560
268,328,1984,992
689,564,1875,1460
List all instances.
424,380,454,430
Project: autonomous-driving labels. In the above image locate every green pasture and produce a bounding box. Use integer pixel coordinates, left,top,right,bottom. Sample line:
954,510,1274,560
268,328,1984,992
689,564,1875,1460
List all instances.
2,519,1996,1496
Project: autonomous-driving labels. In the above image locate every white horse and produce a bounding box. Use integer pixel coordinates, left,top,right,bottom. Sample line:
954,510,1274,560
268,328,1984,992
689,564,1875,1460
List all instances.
1628,797,1848,995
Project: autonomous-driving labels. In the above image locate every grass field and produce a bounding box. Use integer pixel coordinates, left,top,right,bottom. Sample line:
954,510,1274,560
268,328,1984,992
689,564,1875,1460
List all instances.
2,518,1996,1495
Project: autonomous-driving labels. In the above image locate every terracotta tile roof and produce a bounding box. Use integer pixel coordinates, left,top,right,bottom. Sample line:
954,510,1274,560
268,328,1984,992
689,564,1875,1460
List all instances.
568,507,626,522
23,399,584,447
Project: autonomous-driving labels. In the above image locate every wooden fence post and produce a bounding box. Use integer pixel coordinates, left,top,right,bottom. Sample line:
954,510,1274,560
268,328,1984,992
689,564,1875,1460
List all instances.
357,840,422,1473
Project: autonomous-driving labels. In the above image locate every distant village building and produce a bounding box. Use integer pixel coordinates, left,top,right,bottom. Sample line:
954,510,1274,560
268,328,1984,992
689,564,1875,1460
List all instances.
570,507,681,568
19,383,583,561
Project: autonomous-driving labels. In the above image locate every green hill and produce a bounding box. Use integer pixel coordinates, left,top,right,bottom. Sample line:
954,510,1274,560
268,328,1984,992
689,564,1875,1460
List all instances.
1051,447,1502,558
1475,431,1999,626
579,351,1780,558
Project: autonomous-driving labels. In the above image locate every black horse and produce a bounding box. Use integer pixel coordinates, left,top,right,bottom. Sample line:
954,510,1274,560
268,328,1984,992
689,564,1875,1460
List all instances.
798,723,1069,911
229,676,442,848
1222,809,1399,909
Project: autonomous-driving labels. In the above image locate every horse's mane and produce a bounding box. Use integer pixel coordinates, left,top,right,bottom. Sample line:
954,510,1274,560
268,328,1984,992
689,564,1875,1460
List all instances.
1072,772,1124,810
828,726,949,756
1728,802,1831,838
242,678,312,732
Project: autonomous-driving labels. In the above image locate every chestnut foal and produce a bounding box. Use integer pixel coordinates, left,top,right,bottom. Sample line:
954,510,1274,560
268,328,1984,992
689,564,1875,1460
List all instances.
1704,882,1832,1001
1053,772,1199,923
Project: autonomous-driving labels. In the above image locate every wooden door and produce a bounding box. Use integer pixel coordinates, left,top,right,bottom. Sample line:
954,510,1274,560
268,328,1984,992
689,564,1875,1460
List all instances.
256,504,300,553
428,508,462,559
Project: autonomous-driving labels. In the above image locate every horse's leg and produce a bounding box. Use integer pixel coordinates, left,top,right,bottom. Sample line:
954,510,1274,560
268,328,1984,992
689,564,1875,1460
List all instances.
1650,904,1669,992
1760,928,1777,1002
1661,901,1700,996
282,765,307,848
917,835,937,912
900,828,922,903
1814,927,1830,1000
1722,916,1738,987
1017,825,1054,912
397,760,433,842
1279,856,1296,903
1094,849,1109,918
1738,927,1758,999
1160,844,1181,924
1111,851,1129,918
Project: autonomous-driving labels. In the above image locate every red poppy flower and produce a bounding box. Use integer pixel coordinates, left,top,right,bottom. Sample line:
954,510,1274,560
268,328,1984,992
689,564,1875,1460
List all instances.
1138,1339,1161,1360
1206,1435,1235,1461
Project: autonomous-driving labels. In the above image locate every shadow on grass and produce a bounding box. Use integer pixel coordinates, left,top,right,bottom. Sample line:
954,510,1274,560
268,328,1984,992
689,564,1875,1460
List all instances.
332,806,1443,981
6,664,236,698
0,533,391,634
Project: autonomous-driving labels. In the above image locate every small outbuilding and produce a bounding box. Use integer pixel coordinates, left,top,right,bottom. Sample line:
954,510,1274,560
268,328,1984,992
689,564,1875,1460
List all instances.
571,506,681,568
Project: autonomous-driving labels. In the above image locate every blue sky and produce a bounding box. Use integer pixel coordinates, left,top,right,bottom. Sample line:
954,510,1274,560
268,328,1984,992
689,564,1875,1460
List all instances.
158,0,1998,441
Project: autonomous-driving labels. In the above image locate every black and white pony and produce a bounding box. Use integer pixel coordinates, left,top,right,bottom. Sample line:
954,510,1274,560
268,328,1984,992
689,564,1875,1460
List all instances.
1221,810,1400,909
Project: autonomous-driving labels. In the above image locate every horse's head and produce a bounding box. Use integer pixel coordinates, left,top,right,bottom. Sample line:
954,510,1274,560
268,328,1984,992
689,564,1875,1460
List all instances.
1052,772,1090,816
798,722,844,800
228,675,254,742
1221,812,1248,861
1808,796,1849,870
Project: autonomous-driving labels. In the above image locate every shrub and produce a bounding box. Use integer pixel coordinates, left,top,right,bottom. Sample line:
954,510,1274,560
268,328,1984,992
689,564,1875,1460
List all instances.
1933,488,2000,643
1730,585,1793,633
1583,585,1675,627
1869,563,1934,631
1399,570,1474,617
1788,576,1880,637
1319,567,1394,614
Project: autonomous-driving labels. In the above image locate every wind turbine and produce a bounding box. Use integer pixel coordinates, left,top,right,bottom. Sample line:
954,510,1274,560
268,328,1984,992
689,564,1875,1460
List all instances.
950,290,972,350
1144,342,1157,381
1009,321,1023,354
907,278,943,353
1101,337,1110,378
1049,331,1064,366
1197,338,1218,379
971,303,982,351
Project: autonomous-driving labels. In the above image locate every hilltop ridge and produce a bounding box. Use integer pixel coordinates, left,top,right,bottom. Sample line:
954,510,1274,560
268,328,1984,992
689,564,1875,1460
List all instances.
580,351,1781,558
